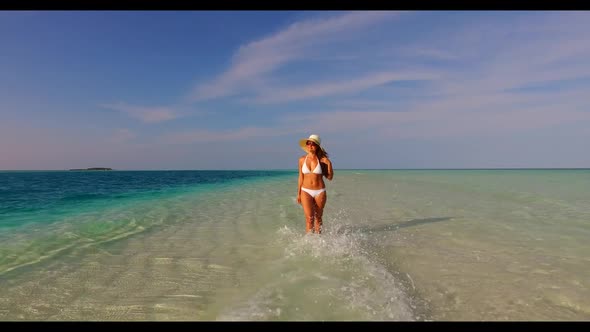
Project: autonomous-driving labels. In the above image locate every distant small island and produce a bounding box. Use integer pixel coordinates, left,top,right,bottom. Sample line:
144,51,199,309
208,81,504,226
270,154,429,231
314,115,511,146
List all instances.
69,167,113,171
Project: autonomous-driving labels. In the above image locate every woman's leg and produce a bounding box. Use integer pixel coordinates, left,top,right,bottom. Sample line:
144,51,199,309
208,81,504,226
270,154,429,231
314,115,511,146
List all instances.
300,190,316,233
313,191,327,234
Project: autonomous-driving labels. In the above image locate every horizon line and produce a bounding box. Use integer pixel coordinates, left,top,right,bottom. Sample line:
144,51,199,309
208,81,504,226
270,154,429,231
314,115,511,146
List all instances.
1,167,589,172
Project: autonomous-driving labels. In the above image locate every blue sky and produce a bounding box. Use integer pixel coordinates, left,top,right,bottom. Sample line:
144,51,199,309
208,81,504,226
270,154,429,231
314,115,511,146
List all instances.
1,11,590,170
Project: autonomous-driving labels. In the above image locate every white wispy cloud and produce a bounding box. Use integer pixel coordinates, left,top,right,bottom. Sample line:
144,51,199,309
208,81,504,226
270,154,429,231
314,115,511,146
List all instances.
102,102,179,123
189,11,402,102
428,13,590,96
160,126,298,145
250,70,440,104
327,99,405,110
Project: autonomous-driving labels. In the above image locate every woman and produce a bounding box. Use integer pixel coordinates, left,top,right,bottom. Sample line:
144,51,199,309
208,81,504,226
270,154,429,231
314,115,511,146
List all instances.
297,134,334,234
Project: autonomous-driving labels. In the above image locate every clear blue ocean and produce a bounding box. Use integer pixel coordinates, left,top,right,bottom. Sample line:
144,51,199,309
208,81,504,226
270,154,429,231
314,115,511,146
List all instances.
0,169,589,320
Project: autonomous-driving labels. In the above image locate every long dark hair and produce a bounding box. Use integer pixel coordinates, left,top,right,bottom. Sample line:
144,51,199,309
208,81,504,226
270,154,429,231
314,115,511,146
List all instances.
317,148,329,177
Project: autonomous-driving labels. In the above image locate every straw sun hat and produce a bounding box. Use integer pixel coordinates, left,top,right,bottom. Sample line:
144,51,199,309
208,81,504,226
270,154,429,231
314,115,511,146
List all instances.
299,134,325,153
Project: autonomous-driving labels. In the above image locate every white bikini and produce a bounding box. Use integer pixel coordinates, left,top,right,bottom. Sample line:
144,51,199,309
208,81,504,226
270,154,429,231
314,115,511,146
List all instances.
301,155,326,198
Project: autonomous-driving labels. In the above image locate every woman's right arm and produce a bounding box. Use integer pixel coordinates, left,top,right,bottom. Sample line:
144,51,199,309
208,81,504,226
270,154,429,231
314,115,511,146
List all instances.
297,157,303,204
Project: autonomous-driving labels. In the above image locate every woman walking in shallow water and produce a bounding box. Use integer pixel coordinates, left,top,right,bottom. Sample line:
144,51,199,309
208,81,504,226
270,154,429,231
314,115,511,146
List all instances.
297,134,334,234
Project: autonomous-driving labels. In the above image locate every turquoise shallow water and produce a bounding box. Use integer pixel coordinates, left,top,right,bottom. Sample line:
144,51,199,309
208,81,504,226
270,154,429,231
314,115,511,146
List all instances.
0,169,589,320
0,170,293,275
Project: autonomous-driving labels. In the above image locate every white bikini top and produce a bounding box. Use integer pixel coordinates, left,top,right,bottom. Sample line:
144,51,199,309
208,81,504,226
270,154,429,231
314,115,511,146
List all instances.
302,155,322,174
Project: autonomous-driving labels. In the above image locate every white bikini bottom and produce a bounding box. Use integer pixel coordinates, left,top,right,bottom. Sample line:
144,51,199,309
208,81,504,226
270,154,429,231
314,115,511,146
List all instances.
301,187,326,198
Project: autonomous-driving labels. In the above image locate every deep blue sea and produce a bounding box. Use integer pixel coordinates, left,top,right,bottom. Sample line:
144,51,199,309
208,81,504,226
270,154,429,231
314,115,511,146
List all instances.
0,170,292,229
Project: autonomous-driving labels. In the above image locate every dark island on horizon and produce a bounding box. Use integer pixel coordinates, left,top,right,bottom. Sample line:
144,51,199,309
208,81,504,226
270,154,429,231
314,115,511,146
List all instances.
69,167,113,171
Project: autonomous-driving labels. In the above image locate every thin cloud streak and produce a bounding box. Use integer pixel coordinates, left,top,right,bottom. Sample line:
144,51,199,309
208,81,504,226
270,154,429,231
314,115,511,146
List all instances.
251,70,440,104
102,102,179,123
159,126,300,145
